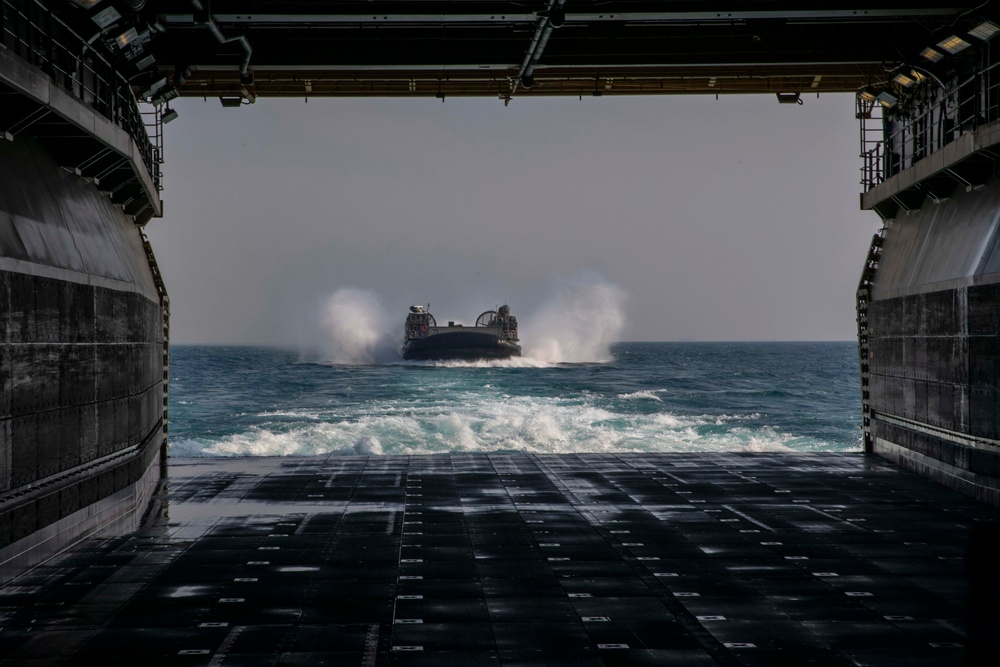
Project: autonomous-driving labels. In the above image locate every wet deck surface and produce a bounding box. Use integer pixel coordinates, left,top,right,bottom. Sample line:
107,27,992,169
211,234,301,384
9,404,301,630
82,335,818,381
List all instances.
1,452,998,666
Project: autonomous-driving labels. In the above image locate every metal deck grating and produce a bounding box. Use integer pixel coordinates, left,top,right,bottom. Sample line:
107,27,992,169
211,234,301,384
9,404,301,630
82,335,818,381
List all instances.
0,452,997,665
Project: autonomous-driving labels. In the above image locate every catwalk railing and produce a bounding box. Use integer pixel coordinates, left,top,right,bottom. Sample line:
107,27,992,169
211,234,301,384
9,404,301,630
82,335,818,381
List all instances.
0,0,160,190
860,57,1000,191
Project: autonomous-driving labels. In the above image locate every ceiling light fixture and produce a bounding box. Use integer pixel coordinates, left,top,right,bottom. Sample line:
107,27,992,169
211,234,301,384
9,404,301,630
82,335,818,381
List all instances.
91,6,121,29
151,87,179,106
858,87,879,103
937,35,972,54
775,92,802,105
969,20,1000,41
877,90,899,108
116,27,139,48
920,47,944,62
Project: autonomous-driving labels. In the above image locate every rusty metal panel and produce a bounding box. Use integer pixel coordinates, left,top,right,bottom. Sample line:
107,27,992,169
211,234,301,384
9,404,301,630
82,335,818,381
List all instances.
56,409,82,473
922,289,962,336
969,284,1000,336
95,399,129,458
0,506,11,547
60,280,95,344
10,345,59,416
0,418,11,493
7,272,34,343
10,414,37,487
913,379,928,423
127,395,141,447
92,288,128,343
93,344,118,402
0,344,10,420
0,271,8,344
80,404,97,464
33,276,60,343
969,337,1000,389
971,387,1000,440
59,345,94,408
36,410,64,478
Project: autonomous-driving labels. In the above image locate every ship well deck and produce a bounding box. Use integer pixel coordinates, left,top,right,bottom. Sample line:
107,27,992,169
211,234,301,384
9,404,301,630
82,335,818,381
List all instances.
0,452,997,665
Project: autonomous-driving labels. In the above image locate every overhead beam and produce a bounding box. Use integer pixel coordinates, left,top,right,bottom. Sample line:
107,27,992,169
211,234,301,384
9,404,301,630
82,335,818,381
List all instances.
158,8,966,26
175,63,886,99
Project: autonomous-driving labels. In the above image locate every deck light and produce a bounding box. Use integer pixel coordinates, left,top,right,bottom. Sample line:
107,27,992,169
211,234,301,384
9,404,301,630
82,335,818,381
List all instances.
969,20,1000,41
858,87,879,103
876,90,899,108
91,6,120,29
219,96,243,108
775,92,802,104
116,27,139,48
72,0,104,7
920,47,944,62
134,55,156,71
141,77,167,99
161,107,179,124
893,73,916,88
937,35,971,54
151,87,178,106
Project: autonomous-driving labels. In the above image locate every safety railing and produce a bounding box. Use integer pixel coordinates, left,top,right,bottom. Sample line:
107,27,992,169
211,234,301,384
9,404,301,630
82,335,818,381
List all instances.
140,103,164,190
0,0,160,190
860,58,1000,191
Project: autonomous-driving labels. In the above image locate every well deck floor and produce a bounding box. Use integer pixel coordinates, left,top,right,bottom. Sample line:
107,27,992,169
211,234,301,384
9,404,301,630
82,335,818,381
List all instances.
1,452,998,666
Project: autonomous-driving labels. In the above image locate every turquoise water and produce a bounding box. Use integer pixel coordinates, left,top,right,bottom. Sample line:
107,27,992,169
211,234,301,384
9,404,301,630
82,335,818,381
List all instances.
167,342,862,457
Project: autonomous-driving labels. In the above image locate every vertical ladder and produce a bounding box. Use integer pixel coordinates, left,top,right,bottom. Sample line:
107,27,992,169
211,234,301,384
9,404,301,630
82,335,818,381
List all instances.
856,228,885,453
140,229,170,474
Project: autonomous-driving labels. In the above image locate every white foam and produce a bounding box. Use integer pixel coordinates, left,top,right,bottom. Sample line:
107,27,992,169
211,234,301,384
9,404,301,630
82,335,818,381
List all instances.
618,390,667,401
172,389,821,458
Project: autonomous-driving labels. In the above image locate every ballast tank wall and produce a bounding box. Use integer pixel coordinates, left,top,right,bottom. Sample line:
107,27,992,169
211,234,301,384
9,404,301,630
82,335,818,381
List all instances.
0,136,165,583
867,176,1000,504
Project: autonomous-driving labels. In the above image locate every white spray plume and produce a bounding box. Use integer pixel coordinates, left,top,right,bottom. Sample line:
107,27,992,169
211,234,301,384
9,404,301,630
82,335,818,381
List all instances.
319,288,400,364
524,275,626,363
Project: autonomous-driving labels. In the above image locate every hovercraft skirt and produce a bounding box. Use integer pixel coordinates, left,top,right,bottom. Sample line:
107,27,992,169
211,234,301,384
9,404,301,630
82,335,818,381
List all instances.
402,331,521,361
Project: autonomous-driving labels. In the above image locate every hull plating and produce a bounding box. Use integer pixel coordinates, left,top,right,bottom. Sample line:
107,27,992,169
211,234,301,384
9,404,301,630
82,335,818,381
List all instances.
0,136,166,583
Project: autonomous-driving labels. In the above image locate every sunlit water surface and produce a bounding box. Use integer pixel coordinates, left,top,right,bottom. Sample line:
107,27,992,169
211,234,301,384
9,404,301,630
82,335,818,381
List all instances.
168,342,861,457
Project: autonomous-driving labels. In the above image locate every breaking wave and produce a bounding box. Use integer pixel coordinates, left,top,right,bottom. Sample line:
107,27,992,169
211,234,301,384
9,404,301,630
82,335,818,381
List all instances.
618,389,668,401
168,394,815,458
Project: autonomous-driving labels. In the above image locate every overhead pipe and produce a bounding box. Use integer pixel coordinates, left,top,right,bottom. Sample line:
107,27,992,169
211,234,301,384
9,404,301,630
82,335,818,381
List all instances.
517,0,567,89
191,0,252,77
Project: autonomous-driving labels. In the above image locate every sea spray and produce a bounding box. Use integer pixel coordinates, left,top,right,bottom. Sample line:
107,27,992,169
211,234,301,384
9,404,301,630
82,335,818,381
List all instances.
318,288,400,364
523,275,626,363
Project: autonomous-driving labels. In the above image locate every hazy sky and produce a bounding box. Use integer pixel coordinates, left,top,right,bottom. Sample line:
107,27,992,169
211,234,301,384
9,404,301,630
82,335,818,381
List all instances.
146,93,878,346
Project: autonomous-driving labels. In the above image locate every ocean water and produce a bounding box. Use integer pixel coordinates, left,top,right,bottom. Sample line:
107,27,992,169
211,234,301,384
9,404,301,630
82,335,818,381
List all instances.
167,342,862,457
